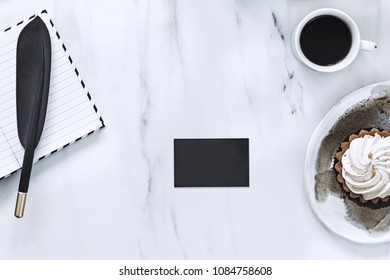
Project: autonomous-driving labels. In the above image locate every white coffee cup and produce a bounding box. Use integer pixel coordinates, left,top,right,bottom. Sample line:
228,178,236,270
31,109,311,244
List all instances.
292,8,377,72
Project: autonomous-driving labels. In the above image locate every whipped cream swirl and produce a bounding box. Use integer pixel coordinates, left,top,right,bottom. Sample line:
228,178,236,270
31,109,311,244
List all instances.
341,133,390,200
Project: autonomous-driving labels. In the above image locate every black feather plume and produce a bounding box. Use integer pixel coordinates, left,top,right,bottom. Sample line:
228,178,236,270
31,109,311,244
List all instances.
15,16,51,217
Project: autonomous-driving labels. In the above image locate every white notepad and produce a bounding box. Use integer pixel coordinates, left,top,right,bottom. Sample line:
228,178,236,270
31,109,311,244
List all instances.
0,10,104,179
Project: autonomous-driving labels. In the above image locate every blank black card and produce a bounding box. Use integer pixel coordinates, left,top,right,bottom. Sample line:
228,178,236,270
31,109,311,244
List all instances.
174,138,249,187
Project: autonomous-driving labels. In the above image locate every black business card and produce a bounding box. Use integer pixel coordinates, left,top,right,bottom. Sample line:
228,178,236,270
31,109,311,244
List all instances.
174,138,249,187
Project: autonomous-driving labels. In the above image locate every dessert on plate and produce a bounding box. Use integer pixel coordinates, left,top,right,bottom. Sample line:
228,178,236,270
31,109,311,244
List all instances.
335,128,390,207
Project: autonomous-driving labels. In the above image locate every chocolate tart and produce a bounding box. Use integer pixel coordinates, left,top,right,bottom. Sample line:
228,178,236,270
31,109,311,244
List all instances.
335,128,390,208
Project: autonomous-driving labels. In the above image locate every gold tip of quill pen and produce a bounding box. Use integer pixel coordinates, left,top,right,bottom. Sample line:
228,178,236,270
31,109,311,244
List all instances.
14,192,27,218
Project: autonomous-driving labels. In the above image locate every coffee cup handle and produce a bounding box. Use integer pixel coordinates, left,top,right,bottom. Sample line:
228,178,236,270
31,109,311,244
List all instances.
360,40,377,51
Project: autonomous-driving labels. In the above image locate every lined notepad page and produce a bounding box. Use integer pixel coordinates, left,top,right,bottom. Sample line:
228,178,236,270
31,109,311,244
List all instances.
0,13,103,178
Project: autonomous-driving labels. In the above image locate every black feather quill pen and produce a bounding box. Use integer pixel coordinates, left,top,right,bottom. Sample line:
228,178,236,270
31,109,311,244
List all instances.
14,16,51,218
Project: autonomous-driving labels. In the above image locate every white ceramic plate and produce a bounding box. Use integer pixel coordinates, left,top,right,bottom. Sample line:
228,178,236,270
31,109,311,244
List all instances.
305,81,390,244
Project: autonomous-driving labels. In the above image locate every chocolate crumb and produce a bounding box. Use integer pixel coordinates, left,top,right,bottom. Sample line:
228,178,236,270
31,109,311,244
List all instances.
315,95,390,232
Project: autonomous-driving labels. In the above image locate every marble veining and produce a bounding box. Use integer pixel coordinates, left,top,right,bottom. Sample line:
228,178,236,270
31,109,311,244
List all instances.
271,11,285,41
270,9,304,116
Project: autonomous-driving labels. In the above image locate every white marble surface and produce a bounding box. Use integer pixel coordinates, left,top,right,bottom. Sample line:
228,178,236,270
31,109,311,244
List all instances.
1,0,390,259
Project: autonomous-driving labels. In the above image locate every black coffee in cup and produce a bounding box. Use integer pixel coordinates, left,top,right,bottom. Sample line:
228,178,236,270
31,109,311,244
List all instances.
299,15,352,66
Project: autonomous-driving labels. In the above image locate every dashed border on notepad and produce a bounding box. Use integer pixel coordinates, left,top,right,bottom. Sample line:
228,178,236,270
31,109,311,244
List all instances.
0,9,105,180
